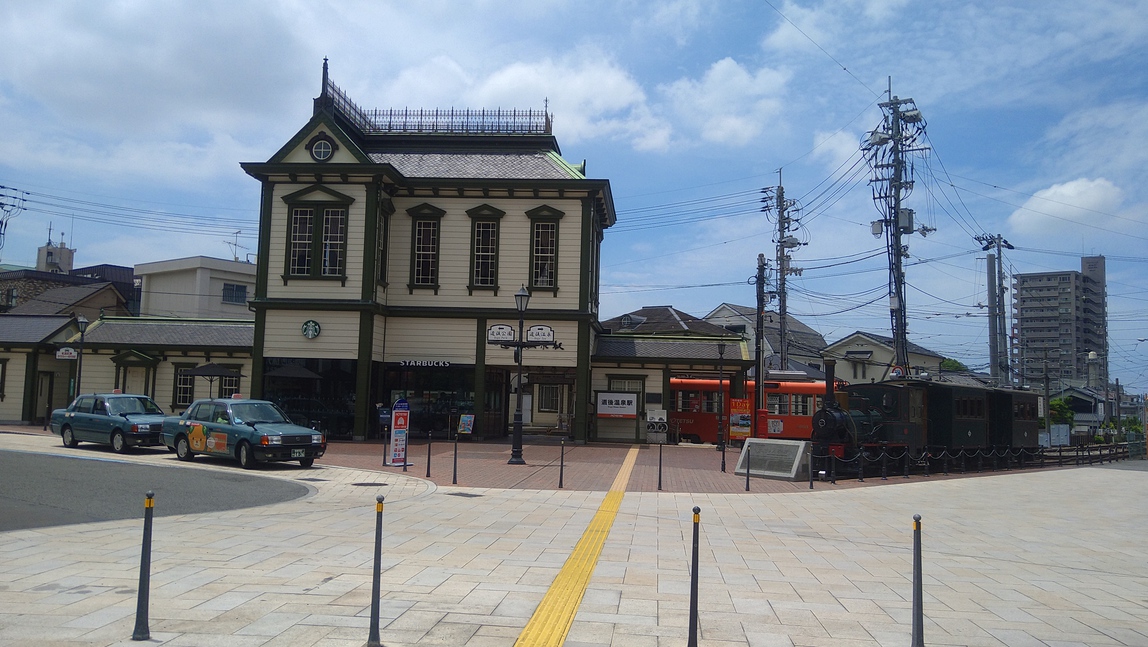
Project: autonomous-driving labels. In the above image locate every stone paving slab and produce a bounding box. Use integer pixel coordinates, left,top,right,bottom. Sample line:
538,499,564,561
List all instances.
1,429,1146,646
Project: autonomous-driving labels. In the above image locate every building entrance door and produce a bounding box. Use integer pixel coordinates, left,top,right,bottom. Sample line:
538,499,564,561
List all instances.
36,371,55,426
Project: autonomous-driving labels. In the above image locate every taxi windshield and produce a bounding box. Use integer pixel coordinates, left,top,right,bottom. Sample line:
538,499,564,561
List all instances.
230,402,290,425
107,397,163,416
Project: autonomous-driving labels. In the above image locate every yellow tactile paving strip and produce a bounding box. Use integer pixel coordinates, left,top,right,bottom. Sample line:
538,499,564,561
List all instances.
513,445,639,647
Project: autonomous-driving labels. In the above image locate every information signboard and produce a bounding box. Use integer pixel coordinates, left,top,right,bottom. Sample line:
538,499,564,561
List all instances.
729,398,752,440
597,392,638,419
386,398,411,466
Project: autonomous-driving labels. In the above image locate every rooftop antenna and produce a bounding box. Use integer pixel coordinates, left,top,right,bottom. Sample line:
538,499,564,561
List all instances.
225,230,247,262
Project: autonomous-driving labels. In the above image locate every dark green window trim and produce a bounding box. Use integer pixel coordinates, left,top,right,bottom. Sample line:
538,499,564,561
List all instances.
377,195,394,288
407,203,445,294
171,363,196,410
527,205,564,294
467,204,505,296
281,184,355,286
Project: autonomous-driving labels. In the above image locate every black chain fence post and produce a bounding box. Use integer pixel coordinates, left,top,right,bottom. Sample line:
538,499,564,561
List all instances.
131,491,154,641
745,444,751,492
658,442,663,491
558,438,565,489
858,451,864,483
881,447,888,480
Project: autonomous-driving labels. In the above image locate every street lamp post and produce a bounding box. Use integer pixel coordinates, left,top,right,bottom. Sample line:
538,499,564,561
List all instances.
75,314,89,398
718,342,726,473
509,286,530,465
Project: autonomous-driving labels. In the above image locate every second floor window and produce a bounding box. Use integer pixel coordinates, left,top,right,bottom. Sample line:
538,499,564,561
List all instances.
526,205,563,292
288,206,347,278
222,283,247,305
407,203,446,293
532,222,557,289
413,220,439,286
473,221,498,288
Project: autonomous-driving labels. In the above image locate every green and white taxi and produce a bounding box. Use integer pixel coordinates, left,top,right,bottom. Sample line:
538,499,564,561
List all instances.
160,397,327,469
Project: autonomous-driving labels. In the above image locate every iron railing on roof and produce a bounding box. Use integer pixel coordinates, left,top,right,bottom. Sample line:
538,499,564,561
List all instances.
325,76,551,135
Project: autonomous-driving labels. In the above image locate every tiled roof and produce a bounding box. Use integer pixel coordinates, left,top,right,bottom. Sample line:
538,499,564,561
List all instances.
833,331,943,358
369,151,581,180
0,315,73,344
8,283,118,315
601,306,738,337
83,318,253,348
595,336,748,362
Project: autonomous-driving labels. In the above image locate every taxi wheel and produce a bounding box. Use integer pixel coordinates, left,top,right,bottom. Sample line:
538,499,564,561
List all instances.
299,457,315,468
61,426,78,448
237,441,257,469
175,436,195,461
111,431,128,454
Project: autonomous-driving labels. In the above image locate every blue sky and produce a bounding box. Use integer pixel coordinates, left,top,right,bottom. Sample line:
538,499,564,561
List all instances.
2,1,1147,389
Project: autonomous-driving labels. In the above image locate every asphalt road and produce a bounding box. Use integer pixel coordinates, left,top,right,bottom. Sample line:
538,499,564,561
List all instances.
0,449,311,531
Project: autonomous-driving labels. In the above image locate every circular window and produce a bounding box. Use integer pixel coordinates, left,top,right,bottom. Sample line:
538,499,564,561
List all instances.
311,139,333,162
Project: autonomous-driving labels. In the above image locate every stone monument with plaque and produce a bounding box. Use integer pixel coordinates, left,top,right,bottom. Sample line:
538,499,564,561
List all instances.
734,438,809,481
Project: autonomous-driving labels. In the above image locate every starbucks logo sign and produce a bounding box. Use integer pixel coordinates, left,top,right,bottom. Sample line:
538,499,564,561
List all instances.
301,320,321,339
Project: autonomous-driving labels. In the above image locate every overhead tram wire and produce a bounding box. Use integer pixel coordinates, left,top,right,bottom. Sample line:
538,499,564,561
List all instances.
761,0,882,99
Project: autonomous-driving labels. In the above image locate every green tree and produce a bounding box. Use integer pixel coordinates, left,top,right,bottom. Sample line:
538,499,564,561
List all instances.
940,357,968,371
1049,398,1073,425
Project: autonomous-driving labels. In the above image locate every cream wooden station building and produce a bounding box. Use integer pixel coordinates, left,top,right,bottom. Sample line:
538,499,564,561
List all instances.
241,64,616,442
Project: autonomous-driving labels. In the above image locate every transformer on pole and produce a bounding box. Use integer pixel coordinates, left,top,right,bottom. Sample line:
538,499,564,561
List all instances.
863,83,930,371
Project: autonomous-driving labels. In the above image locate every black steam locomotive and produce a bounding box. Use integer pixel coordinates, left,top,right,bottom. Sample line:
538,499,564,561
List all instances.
812,362,1041,460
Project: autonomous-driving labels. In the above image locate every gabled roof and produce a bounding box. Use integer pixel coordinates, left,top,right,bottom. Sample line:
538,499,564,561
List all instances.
81,317,253,348
601,306,739,337
0,315,74,344
595,336,750,362
704,303,828,355
8,282,124,315
826,331,943,359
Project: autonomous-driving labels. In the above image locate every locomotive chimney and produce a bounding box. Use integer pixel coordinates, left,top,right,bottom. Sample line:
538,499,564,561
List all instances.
824,359,836,407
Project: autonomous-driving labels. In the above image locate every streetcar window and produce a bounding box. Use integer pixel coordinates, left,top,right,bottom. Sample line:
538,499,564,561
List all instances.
792,394,813,416
767,393,789,415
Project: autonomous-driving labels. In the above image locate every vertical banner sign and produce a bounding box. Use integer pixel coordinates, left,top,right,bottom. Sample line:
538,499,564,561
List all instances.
729,398,752,441
386,398,410,466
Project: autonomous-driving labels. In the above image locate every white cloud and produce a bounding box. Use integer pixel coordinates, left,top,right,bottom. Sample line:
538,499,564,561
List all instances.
643,0,707,46
1007,178,1125,235
660,58,788,146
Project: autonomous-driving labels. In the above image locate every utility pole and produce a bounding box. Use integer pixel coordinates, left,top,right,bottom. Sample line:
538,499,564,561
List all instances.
761,173,803,372
754,253,767,416
864,82,930,372
976,234,1015,386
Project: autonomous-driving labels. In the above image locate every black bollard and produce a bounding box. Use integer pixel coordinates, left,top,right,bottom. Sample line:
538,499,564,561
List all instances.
923,452,930,477
131,491,154,641
881,447,888,480
426,429,432,478
688,506,701,647
858,451,864,483
559,438,565,489
943,451,949,476
452,428,459,485
830,451,837,484
911,514,924,647
808,444,814,490
745,444,751,492
658,442,663,491
367,495,385,647
903,451,910,479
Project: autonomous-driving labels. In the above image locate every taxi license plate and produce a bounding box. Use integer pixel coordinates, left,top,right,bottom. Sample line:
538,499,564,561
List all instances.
291,449,306,458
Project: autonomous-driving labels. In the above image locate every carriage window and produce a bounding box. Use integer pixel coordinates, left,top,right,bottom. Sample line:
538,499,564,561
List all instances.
767,393,789,415
792,394,813,416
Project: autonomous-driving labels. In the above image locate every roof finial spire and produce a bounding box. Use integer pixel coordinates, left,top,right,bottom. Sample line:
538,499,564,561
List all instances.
322,57,329,96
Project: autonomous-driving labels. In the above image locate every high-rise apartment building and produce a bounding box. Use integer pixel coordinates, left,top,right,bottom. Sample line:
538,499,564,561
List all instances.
1011,255,1107,391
